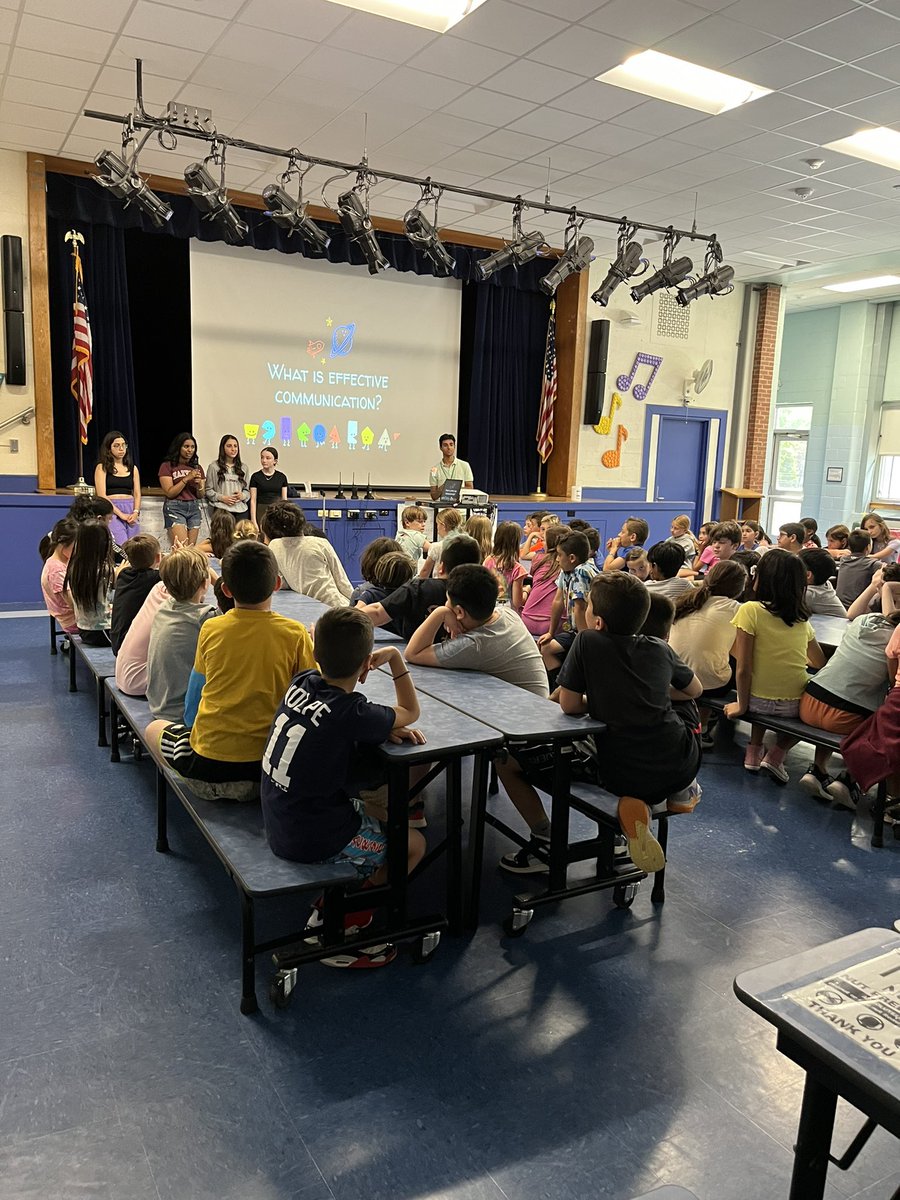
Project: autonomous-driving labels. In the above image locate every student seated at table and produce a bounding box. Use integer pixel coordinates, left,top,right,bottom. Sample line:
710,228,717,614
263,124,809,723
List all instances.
147,547,218,722
146,540,315,801
645,541,694,602
65,519,116,646
624,548,650,582
496,571,702,876
350,537,406,606
825,524,850,558
353,549,414,609
396,505,430,563
110,534,161,654
836,529,878,608
799,547,847,618
261,501,353,608
360,535,481,641
261,607,426,969
538,530,598,675
405,564,549,697
484,521,528,611
667,514,699,560
39,517,79,639
602,516,649,571
521,524,569,637
419,507,466,579
196,509,237,562
520,511,549,561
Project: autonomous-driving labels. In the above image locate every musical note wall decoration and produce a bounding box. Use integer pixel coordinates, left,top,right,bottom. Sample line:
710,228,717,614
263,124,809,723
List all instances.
593,391,622,436
616,352,663,401
601,424,628,469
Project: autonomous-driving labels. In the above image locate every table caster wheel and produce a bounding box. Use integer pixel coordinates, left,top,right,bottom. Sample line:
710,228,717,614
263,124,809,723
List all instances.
613,883,638,909
412,930,441,964
270,968,297,1009
503,907,534,938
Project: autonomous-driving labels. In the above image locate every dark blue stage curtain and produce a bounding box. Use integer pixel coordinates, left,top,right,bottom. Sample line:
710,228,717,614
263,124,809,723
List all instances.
47,216,138,487
463,283,550,495
46,172,554,492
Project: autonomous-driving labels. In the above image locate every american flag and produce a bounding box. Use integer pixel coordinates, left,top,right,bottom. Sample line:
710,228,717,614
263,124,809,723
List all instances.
536,298,557,464
70,243,93,446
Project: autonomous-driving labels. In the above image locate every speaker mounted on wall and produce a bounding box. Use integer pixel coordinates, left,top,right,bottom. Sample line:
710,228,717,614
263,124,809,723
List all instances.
583,318,609,426
4,311,26,386
2,235,24,312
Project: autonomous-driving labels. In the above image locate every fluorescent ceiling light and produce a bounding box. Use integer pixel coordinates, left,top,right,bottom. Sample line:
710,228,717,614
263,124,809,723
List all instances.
322,0,487,32
824,126,900,170
823,275,900,292
595,50,770,115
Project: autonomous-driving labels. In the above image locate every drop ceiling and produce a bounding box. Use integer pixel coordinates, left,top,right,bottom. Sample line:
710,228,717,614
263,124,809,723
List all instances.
1,0,900,300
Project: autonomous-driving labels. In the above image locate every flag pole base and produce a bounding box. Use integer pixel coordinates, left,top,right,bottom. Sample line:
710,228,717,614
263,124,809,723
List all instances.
528,491,548,499
67,478,95,496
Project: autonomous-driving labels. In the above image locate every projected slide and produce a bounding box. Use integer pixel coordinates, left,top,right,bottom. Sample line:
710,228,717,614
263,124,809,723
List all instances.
190,242,462,489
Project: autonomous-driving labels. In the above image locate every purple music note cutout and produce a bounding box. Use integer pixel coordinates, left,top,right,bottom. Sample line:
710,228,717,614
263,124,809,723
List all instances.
616,352,663,401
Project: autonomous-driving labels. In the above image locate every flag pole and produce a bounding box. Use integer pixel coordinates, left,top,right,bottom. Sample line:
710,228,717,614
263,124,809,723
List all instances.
529,454,547,500
65,230,94,495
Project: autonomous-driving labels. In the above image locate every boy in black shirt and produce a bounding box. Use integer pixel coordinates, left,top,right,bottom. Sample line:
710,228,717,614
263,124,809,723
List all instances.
109,534,161,654
359,534,481,640
498,571,701,876
261,607,425,969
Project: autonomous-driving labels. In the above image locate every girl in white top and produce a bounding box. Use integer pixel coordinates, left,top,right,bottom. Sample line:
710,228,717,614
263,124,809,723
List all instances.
260,500,352,609
862,513,900,564
205,433,250,514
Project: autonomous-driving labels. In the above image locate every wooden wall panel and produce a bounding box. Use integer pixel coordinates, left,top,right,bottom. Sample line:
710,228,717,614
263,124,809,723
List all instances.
27,153,55,491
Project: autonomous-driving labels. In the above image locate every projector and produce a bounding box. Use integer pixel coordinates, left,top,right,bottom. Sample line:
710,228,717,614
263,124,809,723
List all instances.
461,488,489,505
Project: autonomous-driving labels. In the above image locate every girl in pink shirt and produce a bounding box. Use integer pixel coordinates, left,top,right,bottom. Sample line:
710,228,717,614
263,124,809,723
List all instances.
521,524,567,636
484,521,528,612
39,518,78,634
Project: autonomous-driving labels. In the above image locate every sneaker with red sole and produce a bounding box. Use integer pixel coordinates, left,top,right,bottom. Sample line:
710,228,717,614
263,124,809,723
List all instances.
408,800,427,829
617,796,666,874
319,943,398,969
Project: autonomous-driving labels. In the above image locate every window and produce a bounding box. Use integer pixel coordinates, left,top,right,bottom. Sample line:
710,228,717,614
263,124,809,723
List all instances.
773,405,813,432
767,406,811,531
875,406,900,503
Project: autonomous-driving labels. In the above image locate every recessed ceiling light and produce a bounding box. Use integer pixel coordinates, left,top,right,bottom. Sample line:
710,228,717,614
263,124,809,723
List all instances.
595,50,770,115
322,0,487,32
823,275,900,292
824,126,900,170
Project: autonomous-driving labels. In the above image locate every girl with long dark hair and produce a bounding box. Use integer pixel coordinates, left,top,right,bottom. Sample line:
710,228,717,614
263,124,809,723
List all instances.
64,519,115,645
205,433,249,515
94,430,141,545
158,432,204,548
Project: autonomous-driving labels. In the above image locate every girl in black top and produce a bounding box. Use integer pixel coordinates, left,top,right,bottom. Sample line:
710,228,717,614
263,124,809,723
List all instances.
249,446,288,530
93,430,141,546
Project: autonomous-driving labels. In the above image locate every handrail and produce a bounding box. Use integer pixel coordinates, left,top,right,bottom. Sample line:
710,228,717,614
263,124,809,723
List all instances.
0,407,34,435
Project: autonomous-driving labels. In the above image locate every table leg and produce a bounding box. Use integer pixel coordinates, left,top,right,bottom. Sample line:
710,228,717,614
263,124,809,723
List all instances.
445,756,463,935
548,743,572,892
789,1074,837,1200
96,677,108,747
465,750,490,931
156,772,170,854
386,761,409,928
69,641,77,692
109,690,120,763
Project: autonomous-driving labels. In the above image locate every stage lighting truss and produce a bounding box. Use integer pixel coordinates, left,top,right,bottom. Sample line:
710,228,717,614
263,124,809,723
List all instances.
630,228,694,303
675,236,734,306
591,221,648,307
403,182,455,277
184,141,248,246
476,200,547,280
92,119,173,227
540,212,594,296
329,166,389,275
262,152,331,253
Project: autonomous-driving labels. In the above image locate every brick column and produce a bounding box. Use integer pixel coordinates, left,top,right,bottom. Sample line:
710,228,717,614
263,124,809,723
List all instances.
743,283,782,492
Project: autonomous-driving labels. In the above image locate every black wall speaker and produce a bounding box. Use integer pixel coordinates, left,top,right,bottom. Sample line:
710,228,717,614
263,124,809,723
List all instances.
4,310,26,385
583,318,610,425
1,235,24,312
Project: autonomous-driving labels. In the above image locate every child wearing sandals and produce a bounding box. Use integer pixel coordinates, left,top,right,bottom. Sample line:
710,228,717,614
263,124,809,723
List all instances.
724,549,826,783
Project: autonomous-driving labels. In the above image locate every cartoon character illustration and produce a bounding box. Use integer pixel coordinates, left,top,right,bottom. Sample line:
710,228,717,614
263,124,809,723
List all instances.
328,425,341,449
307,339,325,357
330,323,356,358
261,420,276,443
297,421,311,448
360,426,374,450
378,429,391,452
243,423,259,445
280,417,292,446
347,420,358,450
313,423,327,448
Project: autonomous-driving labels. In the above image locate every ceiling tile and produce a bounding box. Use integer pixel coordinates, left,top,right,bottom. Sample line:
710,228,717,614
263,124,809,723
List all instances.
723,0,857,39
527,26,639,77
528,142,605,174
405,36,514,85
848,198,900,221
610,100,707,136
90,63,185,103
719,92,823,132
668,116,758,151
3,76,87,112
510,0,605,18
721,130,819,166
451,0,569,56
783,109,876,145
121,3,227,53
441,87,537,125
487,162,565,189
22,0,131,31
440,147,519,177
7,47,101,90
788,66,895,107
324,10,436,62
372,66,469,110
16,13,115,60
839,86,900,124
294,43,396,89
580,0,706,44
482,59,584,104
567,121,654,155
409,112,495,149
159,0,244,17
726,42,839,90
109,37,204,79
0,124,64,151
655,14,775,69
508,106,597,142
170,82,257,123
236,0,349,43
211,25,317,69
189,55,296,99
548,79,640,121
469,127,556,161
270,70,365,110
376,132,457,164
0,99,75,132
795,7,900,58
852,45,900,84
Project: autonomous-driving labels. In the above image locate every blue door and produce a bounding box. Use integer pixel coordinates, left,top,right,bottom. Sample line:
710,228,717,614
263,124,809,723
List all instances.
654,416,708,525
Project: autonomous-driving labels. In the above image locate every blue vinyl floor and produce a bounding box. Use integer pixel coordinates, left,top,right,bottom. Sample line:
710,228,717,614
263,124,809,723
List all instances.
1,615,898,1200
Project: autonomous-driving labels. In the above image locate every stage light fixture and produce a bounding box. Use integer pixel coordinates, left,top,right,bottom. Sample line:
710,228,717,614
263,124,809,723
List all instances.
336,187,389,274
477,202,547,280
630,229,692,303
403,187,454,277
184,151,247,246
93,136,173,228
591,223,646,307
675,237,734,305
262,184,331,252
540,216,594,296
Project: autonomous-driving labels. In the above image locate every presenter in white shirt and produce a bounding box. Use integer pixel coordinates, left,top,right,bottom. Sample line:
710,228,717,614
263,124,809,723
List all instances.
429,434,474,501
